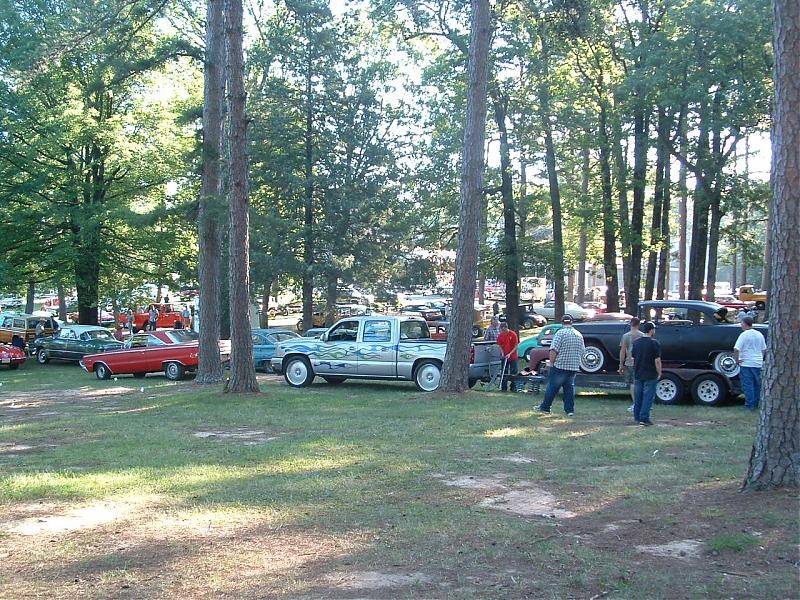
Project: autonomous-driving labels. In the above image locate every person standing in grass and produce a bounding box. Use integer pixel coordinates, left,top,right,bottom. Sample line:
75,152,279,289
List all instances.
496,322,520,392
537,315,585,416
631,321,662,426
484,316,501,341
618,317,642,412
733,315,766,411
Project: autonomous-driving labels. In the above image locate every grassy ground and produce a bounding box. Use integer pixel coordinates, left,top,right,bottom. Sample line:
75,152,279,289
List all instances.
0,362,797,599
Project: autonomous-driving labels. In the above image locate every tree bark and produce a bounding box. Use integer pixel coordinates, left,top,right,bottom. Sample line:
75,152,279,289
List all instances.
491,89,520,332
25,281,35,314
598,103,620,313
705,93,724,302
688,99,711,300
224,0,258,393
260,281,271,328
325,271,338,327
196,0,225,384
57,281,67,322
439,0,491,393
518,156,528,240
644,113,666,301
743,0,799,490
611,113,631,305
656,137,672,300
576,147,589,305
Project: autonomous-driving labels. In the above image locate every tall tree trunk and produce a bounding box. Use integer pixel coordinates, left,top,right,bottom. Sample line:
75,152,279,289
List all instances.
576,146,589,305
678,114,688,299
705,93,724,302
688,99,711,300
611,113,631,304
491,90,520,332
598,103,620,313
196,0,225,384
57,281,67,322
743,0,799,490
75,225,101,325
538,31,565,320
260,281,271,328
439,0,491,393
627,109,649,314
761,204,772,291
325,272,338,327
731,243,738,290
225,0,258,393
301,38,315,334
656,137,672,300
25,281,35,314
518,156,528,240
644,113,666,301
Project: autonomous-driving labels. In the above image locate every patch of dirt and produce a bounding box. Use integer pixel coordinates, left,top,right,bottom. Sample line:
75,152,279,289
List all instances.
0,498,151,536
441,474,509,491
495,453,537,464
478,488,577,519
326,570,433,590
636,539,704,560
192,428,280,444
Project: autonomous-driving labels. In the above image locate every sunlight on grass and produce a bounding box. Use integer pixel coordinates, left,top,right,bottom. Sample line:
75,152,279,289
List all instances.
483,426,537,438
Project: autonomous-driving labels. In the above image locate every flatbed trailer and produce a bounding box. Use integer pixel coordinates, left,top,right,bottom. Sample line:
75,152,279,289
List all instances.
505,365,742,407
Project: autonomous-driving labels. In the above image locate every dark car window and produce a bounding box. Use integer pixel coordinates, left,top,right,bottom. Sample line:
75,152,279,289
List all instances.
166,330,198,343
363,320,392,342
147,334,166,346
328,320,359,342
272,332,298,342
252,333,266,345
62,329,77,340
59,328,73,338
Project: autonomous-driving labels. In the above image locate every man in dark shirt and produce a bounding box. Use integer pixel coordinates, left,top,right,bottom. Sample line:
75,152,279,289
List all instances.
631,321,662,426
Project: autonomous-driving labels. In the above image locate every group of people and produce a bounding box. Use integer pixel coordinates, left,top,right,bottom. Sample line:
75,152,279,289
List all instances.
486,311,766,423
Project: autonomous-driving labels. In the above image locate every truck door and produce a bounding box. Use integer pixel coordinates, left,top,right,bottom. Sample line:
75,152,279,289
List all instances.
314,319,359,375
357,319,396,376
651,306,691,361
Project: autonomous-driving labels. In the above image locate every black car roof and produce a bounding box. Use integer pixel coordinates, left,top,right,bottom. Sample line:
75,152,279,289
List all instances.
640,300,723,311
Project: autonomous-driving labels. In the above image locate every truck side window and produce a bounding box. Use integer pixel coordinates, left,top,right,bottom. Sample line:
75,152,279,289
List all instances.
328,320,359,342
363,320,391,342
400,321,430,340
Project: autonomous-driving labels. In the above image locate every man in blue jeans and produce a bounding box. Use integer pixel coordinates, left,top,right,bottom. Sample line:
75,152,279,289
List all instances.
631,321,662,426
538,315,585,416
733,316,766,410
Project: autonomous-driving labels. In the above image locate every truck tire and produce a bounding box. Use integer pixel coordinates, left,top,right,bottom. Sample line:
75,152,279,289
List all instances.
164,361,185,381
414,360,442,392
284,356,314,387
655,373,684,404
712,351,740,378
691,374,726,406
322,376,346,384
581,344,607,373
296,319,304,333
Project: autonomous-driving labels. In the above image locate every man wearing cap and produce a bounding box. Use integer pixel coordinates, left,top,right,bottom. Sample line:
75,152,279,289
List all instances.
631,321,662,426
538,315,585,416
733,315,766,411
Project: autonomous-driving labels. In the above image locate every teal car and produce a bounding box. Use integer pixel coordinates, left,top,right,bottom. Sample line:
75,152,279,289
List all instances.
32,325,123,364
517,324,563,363
252,328,300,371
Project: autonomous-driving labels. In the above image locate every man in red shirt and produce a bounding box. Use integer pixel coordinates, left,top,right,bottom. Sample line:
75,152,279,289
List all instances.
496,322,519,392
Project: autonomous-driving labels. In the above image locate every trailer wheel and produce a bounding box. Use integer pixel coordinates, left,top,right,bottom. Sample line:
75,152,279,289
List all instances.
655,373,684,404
691,373,726,406
581,344,606,373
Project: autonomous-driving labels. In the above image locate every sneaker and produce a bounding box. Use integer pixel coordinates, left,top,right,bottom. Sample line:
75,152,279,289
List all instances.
627,404,634,413
639,420,654,427
536,406,551,413
566,412,574,417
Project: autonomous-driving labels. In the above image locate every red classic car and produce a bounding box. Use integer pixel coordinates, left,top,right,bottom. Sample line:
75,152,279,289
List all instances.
118,303,189,332
0,343,26,370
80,335,229,381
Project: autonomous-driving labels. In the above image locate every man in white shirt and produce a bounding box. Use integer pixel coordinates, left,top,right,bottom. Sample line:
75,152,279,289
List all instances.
733,316,767,411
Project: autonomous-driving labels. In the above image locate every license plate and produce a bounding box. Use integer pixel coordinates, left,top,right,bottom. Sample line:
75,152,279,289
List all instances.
1,358,10,364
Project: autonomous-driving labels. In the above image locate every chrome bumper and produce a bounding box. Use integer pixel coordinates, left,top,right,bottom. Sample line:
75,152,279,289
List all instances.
270,357,284,374
79,360,88,373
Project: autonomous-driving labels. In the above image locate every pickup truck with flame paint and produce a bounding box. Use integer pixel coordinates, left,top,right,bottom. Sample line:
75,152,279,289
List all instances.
271,315,501,391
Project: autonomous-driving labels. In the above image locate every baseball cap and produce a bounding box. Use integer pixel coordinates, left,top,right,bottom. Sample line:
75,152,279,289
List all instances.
561,315,574,324
640,321,656,333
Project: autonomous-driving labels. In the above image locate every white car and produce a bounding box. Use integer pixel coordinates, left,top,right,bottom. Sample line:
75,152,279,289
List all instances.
0,294,23,308
534,301,594,322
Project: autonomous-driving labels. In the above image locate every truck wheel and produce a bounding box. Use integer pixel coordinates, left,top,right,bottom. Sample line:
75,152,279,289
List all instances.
656,373,684,405
322,376,346,385
36,349,49,364
94,363,111,380
296,319,304,333
284,356,314,387
523,318,535,330
164,362,185,381
712,352,740,378
414,360,442,392
581,344,606,373
691,374,725,406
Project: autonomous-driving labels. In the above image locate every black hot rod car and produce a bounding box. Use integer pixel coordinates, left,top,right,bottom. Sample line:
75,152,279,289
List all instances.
573,300,768,378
